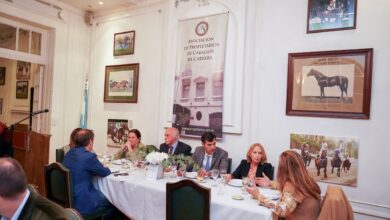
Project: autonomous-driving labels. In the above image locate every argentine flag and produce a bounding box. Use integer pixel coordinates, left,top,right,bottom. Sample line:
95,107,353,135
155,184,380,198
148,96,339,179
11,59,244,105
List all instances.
79,79,88,128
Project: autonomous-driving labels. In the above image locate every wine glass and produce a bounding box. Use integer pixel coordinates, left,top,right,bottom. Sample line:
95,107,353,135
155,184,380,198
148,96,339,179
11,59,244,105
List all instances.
170,162,177,178
219,170,227,186
241,177,249,194
211,169,219,187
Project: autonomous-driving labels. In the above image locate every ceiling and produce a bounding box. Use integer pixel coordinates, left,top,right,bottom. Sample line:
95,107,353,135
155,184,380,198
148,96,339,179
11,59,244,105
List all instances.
57,0,165,13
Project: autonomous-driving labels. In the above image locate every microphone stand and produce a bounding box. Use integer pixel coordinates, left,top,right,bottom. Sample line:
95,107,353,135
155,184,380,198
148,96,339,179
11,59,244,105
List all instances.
7,111,46,157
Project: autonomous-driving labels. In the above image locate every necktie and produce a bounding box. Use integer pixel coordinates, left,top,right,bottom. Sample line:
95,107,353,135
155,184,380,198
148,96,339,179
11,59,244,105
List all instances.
205,155,211,171
168,146,173,154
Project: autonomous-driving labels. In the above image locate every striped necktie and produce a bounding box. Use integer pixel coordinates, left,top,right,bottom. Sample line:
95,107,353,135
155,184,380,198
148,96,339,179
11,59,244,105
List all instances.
168,146,173,154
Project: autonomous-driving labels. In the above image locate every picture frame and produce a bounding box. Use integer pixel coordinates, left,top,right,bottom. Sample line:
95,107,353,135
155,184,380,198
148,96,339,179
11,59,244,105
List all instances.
0,98,3,114
104,63,139,103
107,119,131,148
113,31,135,56
286,48,373,119
16,81,29,99
16,61,31,80
0,67,5,85
307,0,357,33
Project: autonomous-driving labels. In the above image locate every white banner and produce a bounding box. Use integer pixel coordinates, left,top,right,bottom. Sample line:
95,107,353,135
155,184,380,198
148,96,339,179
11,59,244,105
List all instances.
172,13,228,138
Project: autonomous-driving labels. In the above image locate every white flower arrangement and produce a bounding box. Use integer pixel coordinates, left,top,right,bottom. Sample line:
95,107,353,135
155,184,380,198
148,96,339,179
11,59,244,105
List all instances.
145,152,168,165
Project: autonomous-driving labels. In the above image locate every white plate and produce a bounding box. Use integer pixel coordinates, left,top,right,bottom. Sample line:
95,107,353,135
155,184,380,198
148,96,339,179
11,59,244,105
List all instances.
227,179,243,187
109,167,120,173
184,172,197,179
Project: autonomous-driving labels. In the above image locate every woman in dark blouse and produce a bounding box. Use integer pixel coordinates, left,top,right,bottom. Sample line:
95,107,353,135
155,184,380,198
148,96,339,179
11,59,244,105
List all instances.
226,143,273,184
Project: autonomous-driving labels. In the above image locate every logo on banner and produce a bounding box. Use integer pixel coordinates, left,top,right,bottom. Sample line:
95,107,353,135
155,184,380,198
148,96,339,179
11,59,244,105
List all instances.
195,21,209,36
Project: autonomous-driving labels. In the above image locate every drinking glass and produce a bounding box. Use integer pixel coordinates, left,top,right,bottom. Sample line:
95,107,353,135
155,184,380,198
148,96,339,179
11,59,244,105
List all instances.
219,170,227,186
241,177,249,195
170,162,177,178
211,169,219,187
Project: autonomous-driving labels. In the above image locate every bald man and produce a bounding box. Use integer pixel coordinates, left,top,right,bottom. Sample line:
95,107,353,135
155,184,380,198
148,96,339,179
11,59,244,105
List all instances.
159,127,191,156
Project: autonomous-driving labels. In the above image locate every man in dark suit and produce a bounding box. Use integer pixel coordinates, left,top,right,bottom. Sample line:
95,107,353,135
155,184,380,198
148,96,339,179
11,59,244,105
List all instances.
159,127,191,156
63,129,114,216
0,158,70,220
192,132,228,175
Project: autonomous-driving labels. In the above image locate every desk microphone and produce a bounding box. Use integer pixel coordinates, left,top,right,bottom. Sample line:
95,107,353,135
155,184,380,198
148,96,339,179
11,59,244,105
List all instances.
31,109,49,115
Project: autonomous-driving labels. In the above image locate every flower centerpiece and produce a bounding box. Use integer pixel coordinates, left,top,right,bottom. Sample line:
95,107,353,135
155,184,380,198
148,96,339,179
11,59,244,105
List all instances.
162,154,200,177
145,152,168,180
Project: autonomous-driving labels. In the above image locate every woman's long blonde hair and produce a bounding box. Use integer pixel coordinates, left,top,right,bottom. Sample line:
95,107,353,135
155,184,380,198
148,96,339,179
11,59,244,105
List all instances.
277,150,321,200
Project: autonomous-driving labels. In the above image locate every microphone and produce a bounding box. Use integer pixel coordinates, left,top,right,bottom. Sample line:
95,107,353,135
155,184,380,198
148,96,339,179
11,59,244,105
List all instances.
31,109,49,115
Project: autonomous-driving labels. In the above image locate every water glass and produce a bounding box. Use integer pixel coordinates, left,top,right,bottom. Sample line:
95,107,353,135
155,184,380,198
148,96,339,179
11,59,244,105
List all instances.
211,169,219,187
219,170,227,185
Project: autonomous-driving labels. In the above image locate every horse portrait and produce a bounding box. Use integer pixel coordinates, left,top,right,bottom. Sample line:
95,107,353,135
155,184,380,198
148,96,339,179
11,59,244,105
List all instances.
300,143,312,167
306,68,349,98
107,120,130,147
331,150,342,177
315,150,328,178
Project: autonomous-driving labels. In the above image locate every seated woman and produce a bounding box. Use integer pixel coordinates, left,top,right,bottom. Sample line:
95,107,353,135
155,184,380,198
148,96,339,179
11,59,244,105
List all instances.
63,128,82,155
113,129,145,161
246,150,321,219
226,143,273,184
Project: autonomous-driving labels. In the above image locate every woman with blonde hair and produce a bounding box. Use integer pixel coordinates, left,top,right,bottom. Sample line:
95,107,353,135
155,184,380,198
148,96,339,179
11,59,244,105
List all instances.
226,143,273,184
247,150,321,219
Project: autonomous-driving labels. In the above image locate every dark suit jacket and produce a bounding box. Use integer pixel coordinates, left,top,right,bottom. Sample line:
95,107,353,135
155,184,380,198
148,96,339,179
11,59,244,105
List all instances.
17,189,70,220
232,160,273,180
159,141,192,156
63,147,111,215
192,146,228,172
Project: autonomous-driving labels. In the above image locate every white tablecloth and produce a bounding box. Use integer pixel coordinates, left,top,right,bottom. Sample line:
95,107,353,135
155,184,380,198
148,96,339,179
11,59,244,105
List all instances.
95,167,275,220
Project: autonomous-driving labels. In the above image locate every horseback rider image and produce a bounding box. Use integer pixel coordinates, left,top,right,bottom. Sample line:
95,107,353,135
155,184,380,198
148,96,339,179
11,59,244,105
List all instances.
319,140,328,166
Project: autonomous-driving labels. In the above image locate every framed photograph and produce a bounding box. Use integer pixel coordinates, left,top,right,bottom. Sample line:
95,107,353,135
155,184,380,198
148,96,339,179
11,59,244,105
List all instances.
104,63,139,103
0,67,5,85
286,48,373,119
16,61,31,80
107,119,132,147
113,31,135,56
307,0,357,33
290,133,359,187
16,81,29,99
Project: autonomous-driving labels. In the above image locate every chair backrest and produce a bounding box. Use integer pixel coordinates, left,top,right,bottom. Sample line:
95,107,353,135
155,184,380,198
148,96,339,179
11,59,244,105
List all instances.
44,162,73,208
227,158,232,173
166,179,210,220
269,165,275,180
56,148,65,163
65,208,84,220
318,185,354,220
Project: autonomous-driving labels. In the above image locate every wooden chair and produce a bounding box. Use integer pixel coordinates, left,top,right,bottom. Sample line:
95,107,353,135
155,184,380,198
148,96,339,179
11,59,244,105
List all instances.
318,185,354,220
44,162,108,220
166,179,210,220
56,147,65,163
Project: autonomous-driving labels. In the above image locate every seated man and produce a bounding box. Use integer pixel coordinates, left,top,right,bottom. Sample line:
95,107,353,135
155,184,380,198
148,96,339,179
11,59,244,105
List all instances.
159,127,191,156
192,132,228,175
0,122,12,157
63,129,114,216
0,158,70,220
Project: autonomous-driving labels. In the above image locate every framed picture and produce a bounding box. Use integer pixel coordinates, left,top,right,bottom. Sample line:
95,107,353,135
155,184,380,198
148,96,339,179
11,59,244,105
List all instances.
286,48,373,119
16,81,29,99
107,119,132,148
0,67,5,85
307,0,357,33
16,61,31,80
113,31,135,56
104,63,139,103
290,133,359,187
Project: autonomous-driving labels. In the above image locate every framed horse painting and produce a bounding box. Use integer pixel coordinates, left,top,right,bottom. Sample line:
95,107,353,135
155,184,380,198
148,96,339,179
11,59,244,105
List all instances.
286,48,373,119
307,0,357,33
104,63,139,103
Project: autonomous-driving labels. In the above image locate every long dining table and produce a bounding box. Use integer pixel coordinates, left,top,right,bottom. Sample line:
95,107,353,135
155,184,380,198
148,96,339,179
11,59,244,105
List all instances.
95,165,276,220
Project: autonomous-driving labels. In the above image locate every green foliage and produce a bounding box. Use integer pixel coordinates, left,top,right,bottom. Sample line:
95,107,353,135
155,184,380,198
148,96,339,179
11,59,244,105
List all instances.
161,153,197,170
137,145,158,160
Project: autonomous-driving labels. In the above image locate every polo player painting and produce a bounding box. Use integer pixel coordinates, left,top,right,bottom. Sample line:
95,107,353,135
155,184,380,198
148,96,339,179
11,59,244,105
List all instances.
290,133,359,187
286,49,373,119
